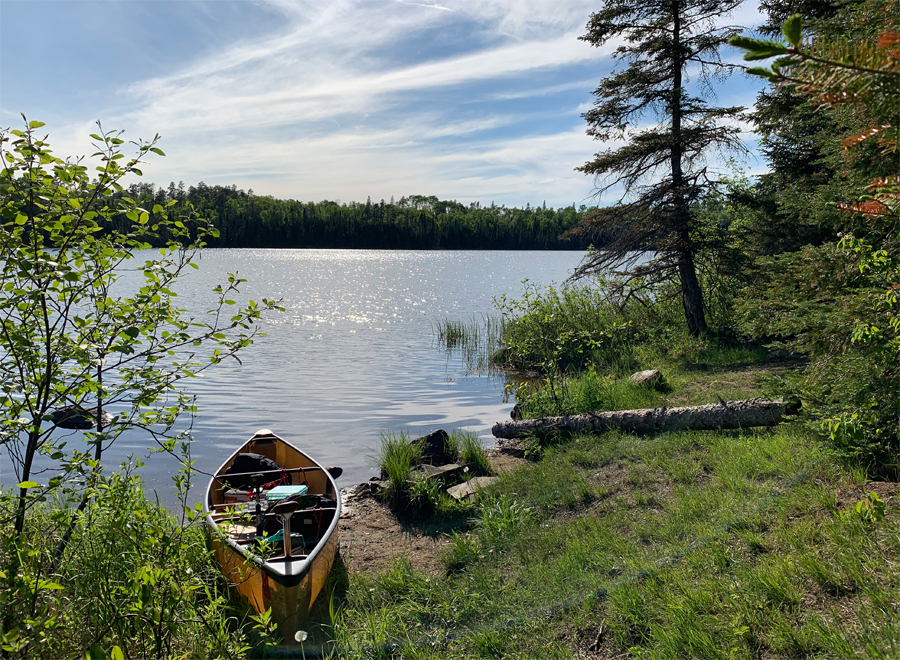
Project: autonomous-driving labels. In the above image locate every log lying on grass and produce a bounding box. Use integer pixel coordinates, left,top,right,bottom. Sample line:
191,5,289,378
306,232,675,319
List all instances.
492,398,788,439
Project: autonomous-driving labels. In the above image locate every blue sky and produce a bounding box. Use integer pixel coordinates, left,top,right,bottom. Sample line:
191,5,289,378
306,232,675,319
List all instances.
1,0,767,207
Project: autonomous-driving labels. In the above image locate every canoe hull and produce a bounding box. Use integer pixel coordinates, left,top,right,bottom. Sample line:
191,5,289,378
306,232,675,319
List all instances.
204,430,340,644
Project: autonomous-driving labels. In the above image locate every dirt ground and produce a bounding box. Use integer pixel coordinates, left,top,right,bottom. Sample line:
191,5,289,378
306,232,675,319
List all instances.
337,438,530,576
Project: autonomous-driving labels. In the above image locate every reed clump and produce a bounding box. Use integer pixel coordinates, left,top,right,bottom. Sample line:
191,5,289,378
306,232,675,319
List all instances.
434,315,507,374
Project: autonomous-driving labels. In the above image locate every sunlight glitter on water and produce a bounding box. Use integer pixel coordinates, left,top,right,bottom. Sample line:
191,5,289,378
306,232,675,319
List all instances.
1,249,584,503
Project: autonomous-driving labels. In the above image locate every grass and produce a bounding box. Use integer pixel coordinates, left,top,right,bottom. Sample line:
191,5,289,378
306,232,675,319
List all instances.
325,341,900,659
453,430,492,475
330,284,896,658
331,422,900,659
375,431,423,494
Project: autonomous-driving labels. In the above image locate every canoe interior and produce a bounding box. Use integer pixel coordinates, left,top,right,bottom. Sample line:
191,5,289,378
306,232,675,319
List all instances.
204,430,340,644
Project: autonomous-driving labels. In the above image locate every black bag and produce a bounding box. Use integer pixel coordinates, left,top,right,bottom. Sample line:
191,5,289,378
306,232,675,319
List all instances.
221,453,280,490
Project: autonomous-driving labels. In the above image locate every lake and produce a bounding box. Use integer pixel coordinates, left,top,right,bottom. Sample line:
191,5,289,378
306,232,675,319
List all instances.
2,249,585,502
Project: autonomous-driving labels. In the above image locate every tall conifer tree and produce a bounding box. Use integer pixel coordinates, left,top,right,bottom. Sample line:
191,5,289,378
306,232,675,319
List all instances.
574,0,746,336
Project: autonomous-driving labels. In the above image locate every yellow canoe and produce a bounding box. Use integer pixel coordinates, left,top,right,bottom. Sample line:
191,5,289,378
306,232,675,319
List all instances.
204,429,341,644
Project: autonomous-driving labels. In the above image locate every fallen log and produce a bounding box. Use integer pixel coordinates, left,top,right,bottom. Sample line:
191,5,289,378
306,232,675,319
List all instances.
492,398,788,439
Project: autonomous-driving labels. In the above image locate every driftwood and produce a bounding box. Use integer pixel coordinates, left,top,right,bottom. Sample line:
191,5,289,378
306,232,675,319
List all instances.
492,398,788,439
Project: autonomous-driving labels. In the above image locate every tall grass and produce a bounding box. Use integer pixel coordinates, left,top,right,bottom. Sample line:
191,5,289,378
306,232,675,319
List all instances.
433,314,507,374
449,430,492,475
374,431,422,495
515,366,666,418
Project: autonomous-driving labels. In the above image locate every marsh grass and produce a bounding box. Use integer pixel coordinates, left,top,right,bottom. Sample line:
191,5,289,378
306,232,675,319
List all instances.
433,315,506,374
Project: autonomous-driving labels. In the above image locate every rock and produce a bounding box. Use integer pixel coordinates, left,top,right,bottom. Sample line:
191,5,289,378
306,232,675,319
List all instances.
510,403,522,420
447,476,499,502
411,463,470,486
48,405,112,430
629,369,667,391
412,429,453,465
347,480,388,499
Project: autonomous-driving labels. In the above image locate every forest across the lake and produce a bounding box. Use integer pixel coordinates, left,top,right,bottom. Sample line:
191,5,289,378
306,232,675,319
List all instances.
116,184,596,250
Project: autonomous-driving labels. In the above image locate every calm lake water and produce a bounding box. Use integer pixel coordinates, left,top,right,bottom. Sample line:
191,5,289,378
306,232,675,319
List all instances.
43,249,585,501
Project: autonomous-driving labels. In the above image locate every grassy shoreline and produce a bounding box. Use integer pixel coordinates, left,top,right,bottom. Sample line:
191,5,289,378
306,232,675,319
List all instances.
325,346,899,659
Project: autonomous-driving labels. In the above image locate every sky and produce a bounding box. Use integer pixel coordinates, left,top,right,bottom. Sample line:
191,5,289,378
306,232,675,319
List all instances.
1,0,768,208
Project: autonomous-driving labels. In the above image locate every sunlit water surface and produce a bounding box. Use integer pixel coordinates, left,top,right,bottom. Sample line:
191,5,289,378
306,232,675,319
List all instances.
3,249,584,503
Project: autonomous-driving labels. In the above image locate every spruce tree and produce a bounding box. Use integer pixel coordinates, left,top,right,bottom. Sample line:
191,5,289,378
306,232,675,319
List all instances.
574,0,746,336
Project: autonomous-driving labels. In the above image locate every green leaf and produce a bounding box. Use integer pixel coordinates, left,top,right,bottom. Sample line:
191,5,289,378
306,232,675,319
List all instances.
781,14,803,47
745,66,780,81
110,646,124,660
17,481,38,489
149,147,166,156
728,36,789,60
27,120,46,129
37,580,64,590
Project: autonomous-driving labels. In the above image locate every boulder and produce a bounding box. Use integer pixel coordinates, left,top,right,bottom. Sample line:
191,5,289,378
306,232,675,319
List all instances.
411,463,464,484
629,369,667,391
412,429,453,465
447,476,499,502
48,405,112,430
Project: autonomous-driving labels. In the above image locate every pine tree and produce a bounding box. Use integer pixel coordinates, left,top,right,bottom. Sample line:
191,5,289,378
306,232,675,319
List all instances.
734,0,844,256
574,0,746,336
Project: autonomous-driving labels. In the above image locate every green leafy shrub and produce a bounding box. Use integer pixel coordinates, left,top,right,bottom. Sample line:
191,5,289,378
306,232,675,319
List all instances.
0,466,267,659
494,281,638,375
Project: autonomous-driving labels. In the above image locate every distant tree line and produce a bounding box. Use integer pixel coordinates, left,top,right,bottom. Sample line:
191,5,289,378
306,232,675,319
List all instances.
115,184,594,250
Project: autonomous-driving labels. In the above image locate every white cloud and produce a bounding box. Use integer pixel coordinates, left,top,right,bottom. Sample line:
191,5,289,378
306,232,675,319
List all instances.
12,0,767,207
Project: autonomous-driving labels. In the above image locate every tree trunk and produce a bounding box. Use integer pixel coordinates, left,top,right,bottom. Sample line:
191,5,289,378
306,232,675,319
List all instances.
678,248,707,336
492,398,787,439
669,0,707,337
